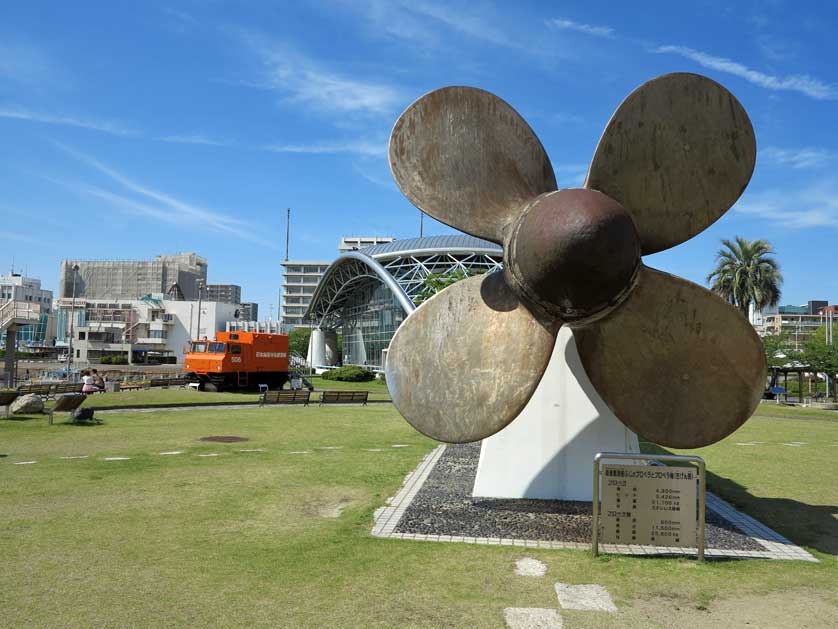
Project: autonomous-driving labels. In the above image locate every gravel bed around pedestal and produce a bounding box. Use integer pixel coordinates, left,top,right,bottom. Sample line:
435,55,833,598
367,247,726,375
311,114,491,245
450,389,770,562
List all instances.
394,443,765,551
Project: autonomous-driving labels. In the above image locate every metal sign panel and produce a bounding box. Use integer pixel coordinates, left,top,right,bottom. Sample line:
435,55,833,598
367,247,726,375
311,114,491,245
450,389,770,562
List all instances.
600,463,697,547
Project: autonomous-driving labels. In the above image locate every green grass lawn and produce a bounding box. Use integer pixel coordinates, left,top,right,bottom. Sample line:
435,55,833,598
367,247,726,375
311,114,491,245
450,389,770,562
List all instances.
82,389,262,408
74,379,390,409
1,406,836,627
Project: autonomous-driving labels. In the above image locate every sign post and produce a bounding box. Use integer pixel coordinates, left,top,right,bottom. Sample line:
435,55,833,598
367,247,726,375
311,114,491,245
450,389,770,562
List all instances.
592,452,706,560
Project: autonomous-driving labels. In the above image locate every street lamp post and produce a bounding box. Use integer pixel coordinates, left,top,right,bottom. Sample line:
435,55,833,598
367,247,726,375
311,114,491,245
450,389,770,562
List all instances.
67,264,80,375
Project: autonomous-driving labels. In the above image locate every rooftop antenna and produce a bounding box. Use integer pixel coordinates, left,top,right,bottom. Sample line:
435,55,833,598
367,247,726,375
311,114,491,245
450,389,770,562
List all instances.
420,210,424,238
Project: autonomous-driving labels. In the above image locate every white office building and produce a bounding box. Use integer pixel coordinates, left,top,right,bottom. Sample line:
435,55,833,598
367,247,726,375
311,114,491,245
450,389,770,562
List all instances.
56,295,238,364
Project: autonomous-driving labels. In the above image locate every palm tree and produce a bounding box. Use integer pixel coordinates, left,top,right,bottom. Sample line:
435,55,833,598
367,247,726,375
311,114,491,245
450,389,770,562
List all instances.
706,236,782,317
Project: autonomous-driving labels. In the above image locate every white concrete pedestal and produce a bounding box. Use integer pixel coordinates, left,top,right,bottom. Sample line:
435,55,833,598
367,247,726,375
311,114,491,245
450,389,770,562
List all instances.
472,327,639,502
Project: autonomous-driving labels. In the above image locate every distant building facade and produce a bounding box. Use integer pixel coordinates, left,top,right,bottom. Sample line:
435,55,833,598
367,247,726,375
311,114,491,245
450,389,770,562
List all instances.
56,295,237,364
59,253,208,301
280,261,330,330
0,272,55,345
755,300,836,350
240,302,258,321
338,236,395,252
205,284,241,304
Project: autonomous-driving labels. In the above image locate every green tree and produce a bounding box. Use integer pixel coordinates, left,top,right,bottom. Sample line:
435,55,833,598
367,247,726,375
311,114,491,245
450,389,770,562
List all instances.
706,237,782,317
762,331,792,369
414,269,475,305
288,327,312,357
801,324,838,398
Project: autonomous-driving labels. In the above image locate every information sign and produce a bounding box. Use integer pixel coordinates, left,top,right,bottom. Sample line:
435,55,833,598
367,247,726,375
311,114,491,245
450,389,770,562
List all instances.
599,464,697,547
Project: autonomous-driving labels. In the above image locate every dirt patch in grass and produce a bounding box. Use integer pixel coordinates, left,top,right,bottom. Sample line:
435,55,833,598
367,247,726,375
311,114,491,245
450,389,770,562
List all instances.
199,436,249,443
615,589,838,629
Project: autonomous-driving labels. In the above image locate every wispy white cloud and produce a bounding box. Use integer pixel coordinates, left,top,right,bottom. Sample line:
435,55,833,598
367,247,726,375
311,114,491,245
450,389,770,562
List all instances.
240,32,402,115
760,147,834,170
352,162,397,189
52,143,274,247
344,1,541,54
735,179,838,228
655,45,838,100
263,139,386,157
0,104,137,135
546,18,614,38
158,134,229,147
407,1,517,48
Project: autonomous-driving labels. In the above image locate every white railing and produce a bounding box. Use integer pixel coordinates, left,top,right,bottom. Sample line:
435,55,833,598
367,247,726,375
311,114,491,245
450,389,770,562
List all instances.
0,300,42,331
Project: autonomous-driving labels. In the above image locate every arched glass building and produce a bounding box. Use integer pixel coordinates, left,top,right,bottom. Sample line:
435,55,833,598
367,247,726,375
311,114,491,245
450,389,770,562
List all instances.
304,235,503,370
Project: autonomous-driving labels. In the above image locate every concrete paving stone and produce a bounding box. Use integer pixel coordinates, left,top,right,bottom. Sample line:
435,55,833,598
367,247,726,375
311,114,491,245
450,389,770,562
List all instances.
238,448,266,452
503,607,563,629
158,451,183,455
515,557,548,577
60,455,89,459
14,461,37,465
555,583,617,613
103,457,130,461
288,451,311,454
197,453,220,457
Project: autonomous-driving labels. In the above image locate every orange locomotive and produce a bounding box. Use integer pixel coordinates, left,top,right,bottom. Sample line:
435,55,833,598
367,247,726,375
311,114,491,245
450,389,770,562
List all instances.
183,331,290,392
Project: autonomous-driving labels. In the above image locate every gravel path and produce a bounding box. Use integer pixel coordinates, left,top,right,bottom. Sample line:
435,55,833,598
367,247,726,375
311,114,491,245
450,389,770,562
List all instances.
394,443,765,551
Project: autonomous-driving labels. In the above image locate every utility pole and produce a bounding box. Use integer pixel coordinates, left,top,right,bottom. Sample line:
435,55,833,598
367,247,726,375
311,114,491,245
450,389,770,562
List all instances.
67,264,79,374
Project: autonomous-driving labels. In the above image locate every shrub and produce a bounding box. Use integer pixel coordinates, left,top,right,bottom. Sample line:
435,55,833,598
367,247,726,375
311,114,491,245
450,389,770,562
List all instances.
100,356,112,364
111,355,128,365
321,365,375,382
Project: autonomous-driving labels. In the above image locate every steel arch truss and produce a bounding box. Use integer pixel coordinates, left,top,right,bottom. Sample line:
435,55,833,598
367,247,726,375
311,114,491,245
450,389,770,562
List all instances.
304,250,503,330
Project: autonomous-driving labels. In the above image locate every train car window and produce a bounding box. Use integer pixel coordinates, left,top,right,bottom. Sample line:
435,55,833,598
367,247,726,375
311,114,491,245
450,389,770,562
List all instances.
231,344,241,355
208,342,226,353
191,342,208,352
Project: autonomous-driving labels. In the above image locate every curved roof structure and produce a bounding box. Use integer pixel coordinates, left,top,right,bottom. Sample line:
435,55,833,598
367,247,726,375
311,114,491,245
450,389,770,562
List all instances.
360,234,501,258
304,234,503,329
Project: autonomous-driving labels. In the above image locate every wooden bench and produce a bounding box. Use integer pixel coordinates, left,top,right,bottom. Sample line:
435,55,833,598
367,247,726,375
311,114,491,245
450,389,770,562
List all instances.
0,390,20,417
260,390,311,407
318,390,369,406
119,381,148,392
50,383,84,398
17,383,53,399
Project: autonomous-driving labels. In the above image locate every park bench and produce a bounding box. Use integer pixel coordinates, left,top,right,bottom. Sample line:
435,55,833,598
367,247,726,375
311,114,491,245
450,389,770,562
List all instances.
260,390,311,407
318,390,369,406
119,381,148,392
50,382,84,398
49,394,88,425
0,390,20,417
17,383,53,399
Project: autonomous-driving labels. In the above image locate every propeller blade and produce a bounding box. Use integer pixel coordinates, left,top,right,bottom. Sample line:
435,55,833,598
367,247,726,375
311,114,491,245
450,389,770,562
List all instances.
585,73,756,255
573,266,766,448
386,271,560,443
389,86,557,244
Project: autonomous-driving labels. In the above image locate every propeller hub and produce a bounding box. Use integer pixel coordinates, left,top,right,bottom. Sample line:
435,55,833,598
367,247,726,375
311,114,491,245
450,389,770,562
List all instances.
505,188,641,321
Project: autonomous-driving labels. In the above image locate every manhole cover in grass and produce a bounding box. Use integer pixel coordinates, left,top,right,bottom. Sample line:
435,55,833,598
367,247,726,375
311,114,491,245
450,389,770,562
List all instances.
200,436,250,443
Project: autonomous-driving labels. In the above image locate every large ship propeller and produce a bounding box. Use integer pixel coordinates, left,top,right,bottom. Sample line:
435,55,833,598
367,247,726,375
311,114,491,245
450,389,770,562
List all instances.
386,73,766,449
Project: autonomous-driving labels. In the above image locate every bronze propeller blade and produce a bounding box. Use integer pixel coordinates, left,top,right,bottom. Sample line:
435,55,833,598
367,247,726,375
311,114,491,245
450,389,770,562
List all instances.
386,272,560,443
389,86,557,245
572,266,766,448
585,73,756,255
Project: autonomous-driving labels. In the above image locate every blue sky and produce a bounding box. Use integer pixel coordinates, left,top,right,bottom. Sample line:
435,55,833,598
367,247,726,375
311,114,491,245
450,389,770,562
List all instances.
1,1,836,314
